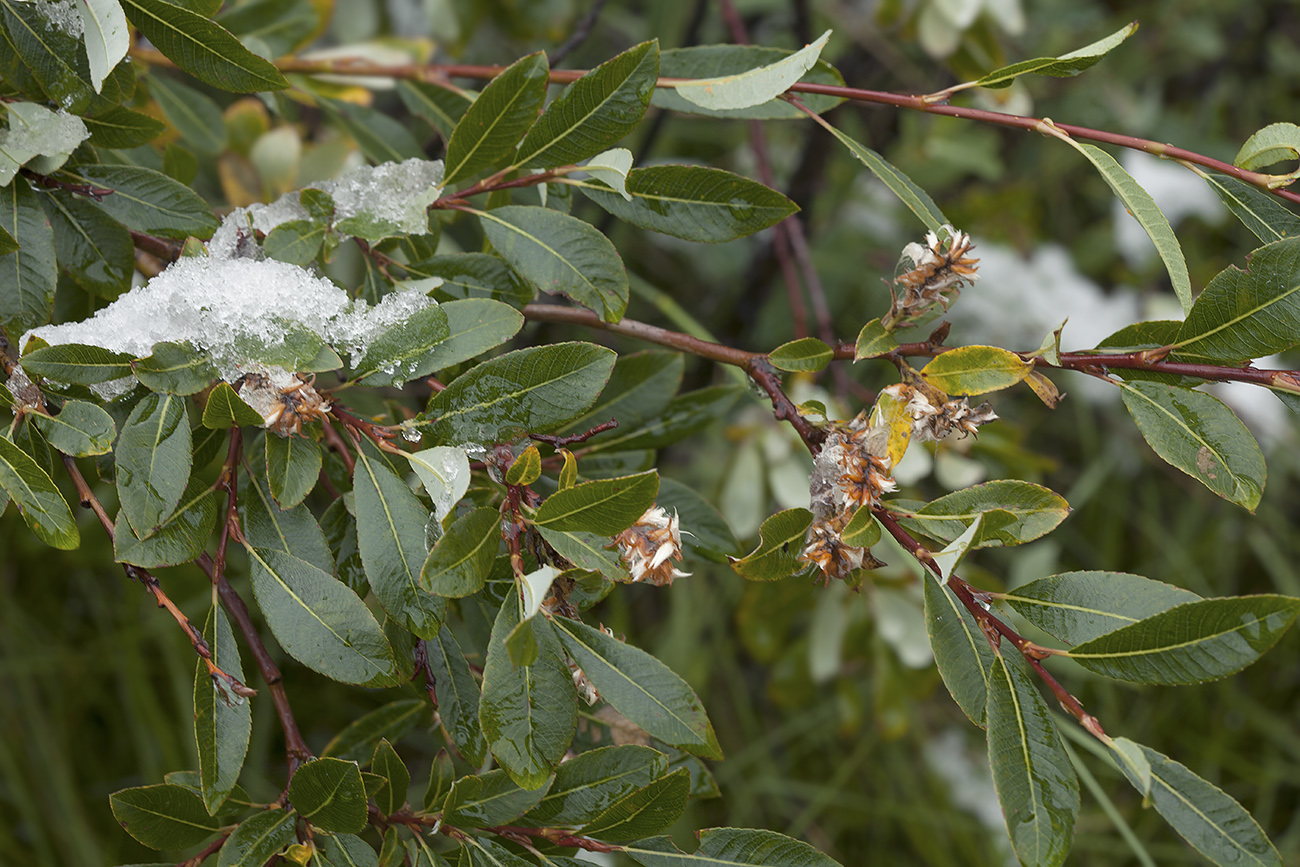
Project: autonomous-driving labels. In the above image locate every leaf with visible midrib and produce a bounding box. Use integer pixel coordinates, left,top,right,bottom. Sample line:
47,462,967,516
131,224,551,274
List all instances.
533,471,659,536
923,570,994,727
109,784,222,850
0,176,57,338
1001,571,1201,645
0,435,78,549
116,392,192,538
625,827,845,866
444,52,549,184
194,605,251,814
288,757,367,833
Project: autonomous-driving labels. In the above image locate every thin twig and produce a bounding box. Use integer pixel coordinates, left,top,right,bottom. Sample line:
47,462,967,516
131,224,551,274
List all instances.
529,419,618,447
548,0,610,67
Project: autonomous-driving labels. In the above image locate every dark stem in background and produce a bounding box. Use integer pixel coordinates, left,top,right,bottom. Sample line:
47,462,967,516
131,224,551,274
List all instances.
548,0,610,67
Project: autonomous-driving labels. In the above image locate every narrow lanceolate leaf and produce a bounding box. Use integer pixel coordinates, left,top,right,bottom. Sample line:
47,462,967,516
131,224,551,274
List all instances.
516,40,658,169
116,392,192,538
322,699,426,762
552,616,719,758
524,744,668,827
0,0,105,114
1112,742,1282,867
1069,142,1192,313
535,526,626,581
265,433,321,510
974,22,1137,88
82,105,167,149
578,769,690,842
577,165,798,242
40,189,134,300
132,341,218,395
420,507,500,597
0,436,78,549
216,809,296,867
768,338,833,372
1001,571,1201,645
1202,173,1300,245
729,508,814,582
0,176,56,338
76,0,130,92
479,205,629,322
148,75,227,155
888,480,1069,549
1064,595,1300,685
31,400,115,456
114,481,218,567
417,342,615,445
986,656,1079,867
655,44,843,120
288,758,367,833
442,769,549,828
397,79,475,140
918,345,1033,396
19,343,133,385
534,471,659,536
405,298,524,375
245,545,400,687
425,626,488,766
241,471,334,572
675,30,831,112
923,571,995,727
1118,380,1266,510
1173,236,1300,361
818,124,946,232
353,305,451,387
443,52,549,184
62,163,220,239
353,443,446,639
120,0,289,92
478,597,577,790
195,605,251,814
625,828,844,867
109,784,222,850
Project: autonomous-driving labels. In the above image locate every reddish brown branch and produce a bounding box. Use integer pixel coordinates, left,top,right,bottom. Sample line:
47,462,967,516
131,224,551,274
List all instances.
529,419,618,447
176,832,229,867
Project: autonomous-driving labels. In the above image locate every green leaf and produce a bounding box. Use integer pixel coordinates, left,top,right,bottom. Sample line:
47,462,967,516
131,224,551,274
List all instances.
418,342,615,445
1235,122,1300,176
353,442,446,639
1112,742,1281,867
320,834,381,867
478,597,577,790
1202,172,1300,245
245,545,400,687
403,445,470,523
109,784,221,850
444,52,549,184
534,471,659,535
242,470,333,571
654,44,843,120
577,165,798,243
730,508,813,582
407,298,522,375
578,768,690,842
353,305,451,387
397,80,474,141
0,101,88,183
216,809,296,867
264,219,326,266
0,221,16,256
116,392,191,537
78,0,130,92
83,105,167,149
424,626,488,766
839,507,881,548
132,341,218,395
674,30,831,112
524,744,668,826
20,343,133,385
442,768,549,827
818,124,946,232
516,40,658,169
120,0,289,92
265,433,320,510
148,75,227,155
63,163,220,239
656,477,739,563
39,189,133,300
1096,319,1195,385
320,99,423,166
1064,595,1300,684
505,444,541,486
923,570,994,727
289,757,367,833
1173,236,1300,361
974,22,1138,88
854,318,898,359
479,205,628,322
917,345,1033,395
1068,142,1192,313
557,350,683,437
459,838,530,867
420,507,500,597
986,655,1079,867
31,399,115,456
0,0,107,115
215,0,318,58
114,481,218,567
888,480,1070,549
552,616,719,758
1118,380,1266,510
535,526,626,580
194,605,252,814
768,337,832,372
405,253,533,307
625,828,844,866
584,384,743,454
201,382,263,429
322,699,426,762
0,176,56,338
1001,571,1201,645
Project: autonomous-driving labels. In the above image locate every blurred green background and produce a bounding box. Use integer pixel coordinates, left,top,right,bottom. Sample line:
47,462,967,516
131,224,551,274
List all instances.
3,1,1299,864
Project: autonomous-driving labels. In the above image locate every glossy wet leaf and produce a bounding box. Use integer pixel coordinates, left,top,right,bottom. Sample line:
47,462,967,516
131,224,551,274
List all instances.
289,757,367,833
986,655,1079,867
418,342,615,445
421,507,499,597
478,597,577,790
1119,381,1266,510
552,616,718,758
202,382,264,429
264,219,326,266
579,768,690,842
120,0,289,92
114,480,218,568
353,305,450,387
19,343,134,385
534,470,658,535
322,699,426,763
83,106,167,149
241,471,333,572
443,768,550,827
444,52,549,184
1001,571,1201,645
536,526,626,580
39,188,134,300
410,298,524,374
578,165,798,242
116,392,191,538
974,22,1138,88
0,0,107,115
0,177,57,338
354,441,445,638
888,480,1070,549
923,570,994,727
1065,595,1300,684
245,545,400,687
31,399,115,456
109,783,222,850
729,508,813,582
524,744,668,826
918,345,1034,396
479,205,629,322
675,30,830,111
768,337,832,372
424,626,488,766
216,808,296,867
0,435,77,548
64,163,220,240
265,433,321,510
625,828,844,866
132,341,218,395
194,605,251,814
